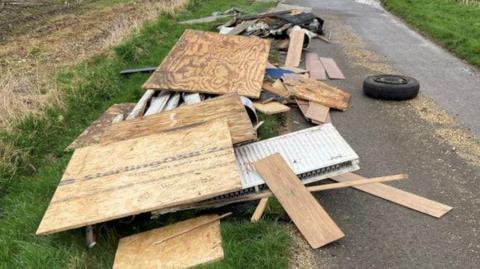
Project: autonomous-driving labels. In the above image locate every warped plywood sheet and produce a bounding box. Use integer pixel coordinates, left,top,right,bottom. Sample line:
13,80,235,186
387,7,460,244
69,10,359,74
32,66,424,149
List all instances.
100,94,255,145
283,77,350,111
254,154,344,248
66,103,135,150
36,120,241,235
113,215,223,269
143,29,270,98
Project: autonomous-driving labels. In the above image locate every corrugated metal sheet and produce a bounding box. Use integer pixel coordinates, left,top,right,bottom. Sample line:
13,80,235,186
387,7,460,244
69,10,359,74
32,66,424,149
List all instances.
235,123,359,189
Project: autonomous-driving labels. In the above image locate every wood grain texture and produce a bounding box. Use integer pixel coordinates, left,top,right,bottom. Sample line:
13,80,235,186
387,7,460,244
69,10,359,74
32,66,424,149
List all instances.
284,27,304,67
320,57,345,79
36,120,241,235
253,101,290,115
262,80,289,97
254,154,344,248
283,77,350,111
66,103,135,150
142,29,270,98
305,52,326,80
305,102,329,123
127,89,155,119
331,173,453,218
100,94,256,145
113,215,223,269
251,197,269,223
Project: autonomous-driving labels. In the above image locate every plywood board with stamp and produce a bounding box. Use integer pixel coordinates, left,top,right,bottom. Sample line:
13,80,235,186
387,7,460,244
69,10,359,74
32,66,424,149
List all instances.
66,103,135,150
100,94,255,145
283,77,350,111
142,29,270,98
36,120,241,235
113,215,224,269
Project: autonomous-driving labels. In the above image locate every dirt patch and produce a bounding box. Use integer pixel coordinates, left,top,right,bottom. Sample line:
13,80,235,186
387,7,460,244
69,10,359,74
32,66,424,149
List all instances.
287,225,319,269
0,0,189,127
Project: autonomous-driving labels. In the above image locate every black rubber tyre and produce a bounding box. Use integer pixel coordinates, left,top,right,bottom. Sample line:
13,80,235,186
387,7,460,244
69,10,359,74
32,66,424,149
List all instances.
363,74,419,100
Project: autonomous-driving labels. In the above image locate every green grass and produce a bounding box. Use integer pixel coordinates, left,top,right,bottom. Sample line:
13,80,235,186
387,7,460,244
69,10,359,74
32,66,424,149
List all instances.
0,0,293,268
382,0,480,67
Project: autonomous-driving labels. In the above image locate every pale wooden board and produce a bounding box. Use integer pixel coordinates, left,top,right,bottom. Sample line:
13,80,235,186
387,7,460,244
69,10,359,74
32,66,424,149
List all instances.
254,154,344,248
283,77,350,111
113,215,223,269
100,94,256,145
331,173,453,218
227,20,257,35
251,197,269,223
142,29,270,98
305,101,329,123
66,103,135,150
253,101,290,115
262,80,289,97
296,98,309,116
320,57,345,80
305,52,326,80
284,27,304,67
36,120,242,235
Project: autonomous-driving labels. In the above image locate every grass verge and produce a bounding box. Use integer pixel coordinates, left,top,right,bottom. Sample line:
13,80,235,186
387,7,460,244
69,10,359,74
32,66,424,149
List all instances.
381,0,480,67
0,0,291,268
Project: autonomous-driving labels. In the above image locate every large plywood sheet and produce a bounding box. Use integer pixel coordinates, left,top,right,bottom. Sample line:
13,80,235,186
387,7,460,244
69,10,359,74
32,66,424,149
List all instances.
254,154,344,248
113,215,223,269
143,29,270,98
100,94,255,145
66,103,135,150
283,77,350,111
36,120,241,235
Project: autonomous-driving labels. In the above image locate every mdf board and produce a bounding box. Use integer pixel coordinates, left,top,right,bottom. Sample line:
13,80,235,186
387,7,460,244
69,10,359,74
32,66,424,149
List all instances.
253,101,290,115
66,103,135,150
305,52,326,80
100,94,256,145
113,215,223,269
36,120,241,235
284,27,304,67
320,57,345,80
331,173,452,218
142,29,270,98
254,154,344,248
283,77,350,111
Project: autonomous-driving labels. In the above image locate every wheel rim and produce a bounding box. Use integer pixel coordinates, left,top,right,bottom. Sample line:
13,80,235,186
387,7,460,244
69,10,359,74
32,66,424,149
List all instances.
373,75,408,85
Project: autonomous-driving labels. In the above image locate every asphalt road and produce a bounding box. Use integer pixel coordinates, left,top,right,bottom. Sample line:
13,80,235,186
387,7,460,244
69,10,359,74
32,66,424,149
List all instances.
280,0,480,268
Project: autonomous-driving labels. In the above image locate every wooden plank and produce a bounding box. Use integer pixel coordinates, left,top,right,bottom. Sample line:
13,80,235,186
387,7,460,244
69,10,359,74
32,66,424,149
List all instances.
164,92,180,111
251,198,269,223
144,91,170,116
152,174,408,216
142,29,270,98
284,27,304,67
36,120,242,235
331,173,453,218
305,52,326,80
66,103,135,150
113,215,224,269
320,57,345,80
100,94,256,145
254,154,344,248
227,20,257,35
253,101,290,115
306,102,330,123
127,89,155,119
283,77,350,111
182,93,202,105
262,80,289,97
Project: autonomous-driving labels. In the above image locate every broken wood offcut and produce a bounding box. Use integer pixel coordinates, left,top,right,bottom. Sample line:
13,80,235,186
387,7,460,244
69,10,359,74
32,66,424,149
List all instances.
332,173,453,218
254,153,344,248
253,101,290,115
320,57,345,80
251,198,269,223
284,26,304,67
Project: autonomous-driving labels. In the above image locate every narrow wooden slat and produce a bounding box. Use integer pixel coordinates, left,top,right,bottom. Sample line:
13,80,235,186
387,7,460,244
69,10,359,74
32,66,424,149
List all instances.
331,173,453,218
164,92,180,111
305,52,326,80
251,198,269,223
284,27,304,67
253,101,290,115
254,154,344,248
320,57,345,80
127,89,155,119
144,91,170,116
